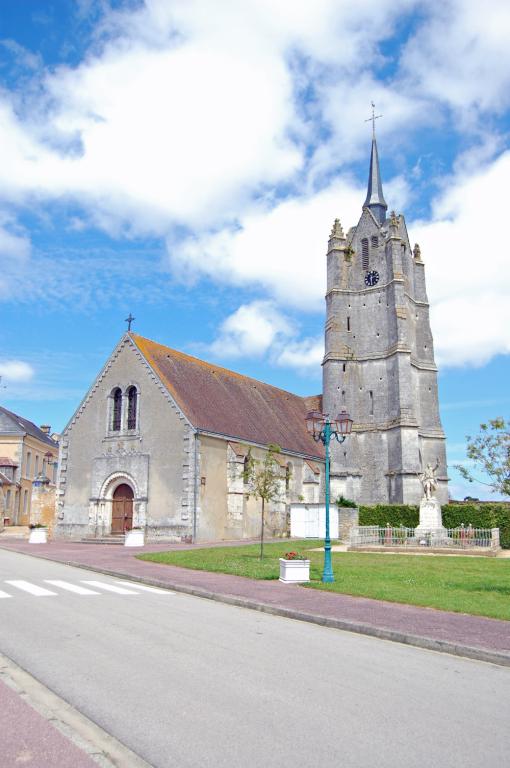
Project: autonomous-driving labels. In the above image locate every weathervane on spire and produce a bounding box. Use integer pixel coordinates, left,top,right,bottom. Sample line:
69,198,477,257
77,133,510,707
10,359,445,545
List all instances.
125,313,135,332
365,101,382,138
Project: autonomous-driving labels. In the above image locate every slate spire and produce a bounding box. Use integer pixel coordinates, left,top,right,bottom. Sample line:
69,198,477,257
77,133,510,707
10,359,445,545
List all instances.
363,105,387,225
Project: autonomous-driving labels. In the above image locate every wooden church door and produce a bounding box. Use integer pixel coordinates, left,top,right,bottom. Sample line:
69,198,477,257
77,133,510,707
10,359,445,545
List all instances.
112,484,134,533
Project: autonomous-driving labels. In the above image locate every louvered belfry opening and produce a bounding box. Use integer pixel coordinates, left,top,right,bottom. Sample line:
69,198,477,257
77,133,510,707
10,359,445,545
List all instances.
361,238,369,269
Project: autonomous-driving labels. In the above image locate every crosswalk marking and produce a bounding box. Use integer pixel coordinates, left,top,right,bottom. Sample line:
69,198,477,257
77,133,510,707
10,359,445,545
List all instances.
114,581,173,594
44,580,100,595
81,580,140,595
5,580,57,597
0,578,177,599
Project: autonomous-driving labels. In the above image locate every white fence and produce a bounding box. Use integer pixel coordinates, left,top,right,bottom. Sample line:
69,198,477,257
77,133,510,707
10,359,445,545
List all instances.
349,526,500,550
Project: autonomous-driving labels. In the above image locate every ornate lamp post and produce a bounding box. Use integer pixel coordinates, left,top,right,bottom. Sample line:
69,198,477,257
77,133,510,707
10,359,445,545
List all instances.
305,410,353,583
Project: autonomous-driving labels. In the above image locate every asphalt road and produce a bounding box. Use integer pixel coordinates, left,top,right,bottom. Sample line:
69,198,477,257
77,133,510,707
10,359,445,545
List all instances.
0,548,508,768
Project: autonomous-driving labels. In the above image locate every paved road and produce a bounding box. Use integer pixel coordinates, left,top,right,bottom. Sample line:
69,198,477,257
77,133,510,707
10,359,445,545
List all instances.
1,549,508,768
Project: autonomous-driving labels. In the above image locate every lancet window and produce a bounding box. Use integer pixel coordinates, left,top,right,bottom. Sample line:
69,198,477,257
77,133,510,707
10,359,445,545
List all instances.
112,388,122,431
127,386,138,430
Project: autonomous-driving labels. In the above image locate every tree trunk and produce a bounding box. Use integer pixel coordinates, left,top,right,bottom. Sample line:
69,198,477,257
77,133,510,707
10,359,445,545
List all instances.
260,498,265,559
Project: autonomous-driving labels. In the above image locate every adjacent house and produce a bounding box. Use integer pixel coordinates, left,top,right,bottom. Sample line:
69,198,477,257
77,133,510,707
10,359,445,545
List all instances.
0,406,59,526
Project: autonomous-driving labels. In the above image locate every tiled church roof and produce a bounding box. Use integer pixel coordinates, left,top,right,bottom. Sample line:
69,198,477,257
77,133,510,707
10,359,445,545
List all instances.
131,334,324,460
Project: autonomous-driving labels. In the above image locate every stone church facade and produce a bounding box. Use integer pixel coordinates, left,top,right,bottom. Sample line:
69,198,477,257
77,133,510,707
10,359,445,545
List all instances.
322,134,448,505
55,334,324,541
56,133,448,540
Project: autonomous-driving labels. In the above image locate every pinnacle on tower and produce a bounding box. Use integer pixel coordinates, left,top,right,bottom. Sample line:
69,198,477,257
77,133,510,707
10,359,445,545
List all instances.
330,218,345,239
363,131,387,226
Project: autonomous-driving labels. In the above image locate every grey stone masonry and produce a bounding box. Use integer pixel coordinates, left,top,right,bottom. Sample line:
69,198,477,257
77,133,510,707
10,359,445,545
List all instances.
322,186,448,505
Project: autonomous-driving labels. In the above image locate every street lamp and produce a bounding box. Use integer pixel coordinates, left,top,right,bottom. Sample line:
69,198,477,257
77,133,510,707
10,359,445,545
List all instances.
305,409,353,583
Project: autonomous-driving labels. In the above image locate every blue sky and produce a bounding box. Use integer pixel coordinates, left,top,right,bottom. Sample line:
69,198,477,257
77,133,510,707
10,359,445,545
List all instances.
0,0,509,500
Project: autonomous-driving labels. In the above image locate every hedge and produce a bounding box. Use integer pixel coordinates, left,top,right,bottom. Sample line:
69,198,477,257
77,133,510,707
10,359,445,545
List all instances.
358,502,510,548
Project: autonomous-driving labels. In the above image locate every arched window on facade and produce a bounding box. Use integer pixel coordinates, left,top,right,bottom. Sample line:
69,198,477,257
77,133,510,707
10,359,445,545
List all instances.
112,388,122,431
127,386,138,430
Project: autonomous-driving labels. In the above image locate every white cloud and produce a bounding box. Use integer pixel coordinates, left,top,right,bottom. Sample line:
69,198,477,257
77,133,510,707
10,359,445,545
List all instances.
170,177,396,310
276,337,324,370
0,360,34,382
401,0,510,118
209,300,294,358
207,299,323,373
412,150,510,366
0,0,464,239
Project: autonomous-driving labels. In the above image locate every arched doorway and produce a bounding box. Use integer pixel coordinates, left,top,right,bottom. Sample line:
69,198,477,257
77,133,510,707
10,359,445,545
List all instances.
112,483,134,533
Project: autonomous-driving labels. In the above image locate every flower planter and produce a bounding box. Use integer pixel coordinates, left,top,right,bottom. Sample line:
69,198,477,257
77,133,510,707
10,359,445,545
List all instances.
279,558,310,583
124,529,145,547
28,527,48,544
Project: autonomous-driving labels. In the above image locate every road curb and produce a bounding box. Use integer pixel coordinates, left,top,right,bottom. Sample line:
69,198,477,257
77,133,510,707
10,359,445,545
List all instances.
2,545,509,669
0,652,152,768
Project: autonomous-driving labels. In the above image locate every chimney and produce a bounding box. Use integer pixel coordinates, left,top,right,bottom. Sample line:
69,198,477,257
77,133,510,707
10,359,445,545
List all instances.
40,425,51,435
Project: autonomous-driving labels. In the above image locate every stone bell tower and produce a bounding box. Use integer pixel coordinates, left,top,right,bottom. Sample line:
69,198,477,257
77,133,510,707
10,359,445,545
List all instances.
322,129,448,506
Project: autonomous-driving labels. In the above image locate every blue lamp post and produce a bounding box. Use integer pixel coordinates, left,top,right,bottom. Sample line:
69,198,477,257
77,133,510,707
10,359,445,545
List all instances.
305,410,353,583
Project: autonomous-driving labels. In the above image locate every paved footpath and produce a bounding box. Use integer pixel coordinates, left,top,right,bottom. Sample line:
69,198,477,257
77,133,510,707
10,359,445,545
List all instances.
0,676,99,768
1,538,509,667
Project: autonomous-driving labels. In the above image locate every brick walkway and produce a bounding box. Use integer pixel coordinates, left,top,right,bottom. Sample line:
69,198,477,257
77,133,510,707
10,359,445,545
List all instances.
1,538,509,666
0,677,99,768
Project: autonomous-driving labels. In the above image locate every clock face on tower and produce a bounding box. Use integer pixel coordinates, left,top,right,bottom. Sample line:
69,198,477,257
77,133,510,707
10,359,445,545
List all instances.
364,270,379,287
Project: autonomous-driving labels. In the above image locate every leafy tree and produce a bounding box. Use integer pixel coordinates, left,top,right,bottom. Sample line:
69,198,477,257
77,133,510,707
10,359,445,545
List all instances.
243,443,283,559
455,418,510,498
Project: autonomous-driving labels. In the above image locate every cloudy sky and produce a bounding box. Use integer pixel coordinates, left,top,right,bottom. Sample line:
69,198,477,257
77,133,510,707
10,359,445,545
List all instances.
0,0,509,499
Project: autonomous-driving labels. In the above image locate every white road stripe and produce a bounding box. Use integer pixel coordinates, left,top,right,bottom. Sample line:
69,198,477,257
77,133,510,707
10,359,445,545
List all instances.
5,580,57,597
44,580,100,595
0,589,12,599
114,581,174,594
81,580,140,595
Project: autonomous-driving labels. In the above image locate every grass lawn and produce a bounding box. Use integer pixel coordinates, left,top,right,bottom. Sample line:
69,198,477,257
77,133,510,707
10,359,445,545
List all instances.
138,541,510,621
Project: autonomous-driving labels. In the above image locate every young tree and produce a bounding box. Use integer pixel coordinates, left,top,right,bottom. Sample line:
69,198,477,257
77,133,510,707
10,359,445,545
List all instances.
243,443,283,559
455,418,510,497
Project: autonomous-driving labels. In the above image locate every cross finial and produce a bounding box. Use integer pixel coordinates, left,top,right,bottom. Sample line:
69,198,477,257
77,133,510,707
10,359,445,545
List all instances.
365,101,382,138
125,313,135,332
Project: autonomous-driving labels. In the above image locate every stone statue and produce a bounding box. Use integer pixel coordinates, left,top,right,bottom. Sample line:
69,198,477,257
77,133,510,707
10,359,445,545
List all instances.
418,458,440,500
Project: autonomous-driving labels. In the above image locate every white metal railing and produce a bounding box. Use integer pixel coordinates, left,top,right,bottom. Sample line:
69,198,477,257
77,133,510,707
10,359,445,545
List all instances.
349,526,500,549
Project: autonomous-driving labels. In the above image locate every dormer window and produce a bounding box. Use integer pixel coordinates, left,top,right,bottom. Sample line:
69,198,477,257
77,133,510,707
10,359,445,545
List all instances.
112,388,122,431
127,386,138,430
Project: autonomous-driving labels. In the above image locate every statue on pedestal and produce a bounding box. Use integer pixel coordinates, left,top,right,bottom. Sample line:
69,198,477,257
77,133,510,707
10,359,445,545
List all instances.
418,458,440,501
416,458,445,537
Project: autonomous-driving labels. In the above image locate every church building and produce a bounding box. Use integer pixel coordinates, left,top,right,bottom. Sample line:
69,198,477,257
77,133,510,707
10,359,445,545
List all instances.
55,334,325,541
56,131,447,541
323,129,447,505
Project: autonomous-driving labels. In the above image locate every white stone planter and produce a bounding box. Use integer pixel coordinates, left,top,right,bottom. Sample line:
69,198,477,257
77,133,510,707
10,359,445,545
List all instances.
124,529,145,547
279,558,310,583
28,527,48,544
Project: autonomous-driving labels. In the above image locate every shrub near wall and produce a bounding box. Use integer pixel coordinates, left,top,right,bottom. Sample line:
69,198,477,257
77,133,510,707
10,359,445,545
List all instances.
359,505,419,528
443,504,510,549
358,503,510,548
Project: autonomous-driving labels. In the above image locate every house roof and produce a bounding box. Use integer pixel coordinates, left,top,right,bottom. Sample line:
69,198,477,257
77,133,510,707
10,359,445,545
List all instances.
0,406,58,448
0,457,18,467
130,334,324,460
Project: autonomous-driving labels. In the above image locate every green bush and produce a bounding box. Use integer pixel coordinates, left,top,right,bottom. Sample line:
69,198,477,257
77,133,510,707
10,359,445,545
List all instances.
443,503,510,549
336,495,357,508
358,502,510,548
359,505,419,527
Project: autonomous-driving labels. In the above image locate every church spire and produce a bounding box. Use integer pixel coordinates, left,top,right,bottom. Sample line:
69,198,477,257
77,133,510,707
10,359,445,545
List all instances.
363,103,387,225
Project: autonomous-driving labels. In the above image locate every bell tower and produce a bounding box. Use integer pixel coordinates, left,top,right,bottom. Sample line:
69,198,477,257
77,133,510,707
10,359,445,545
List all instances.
322,125,448,505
